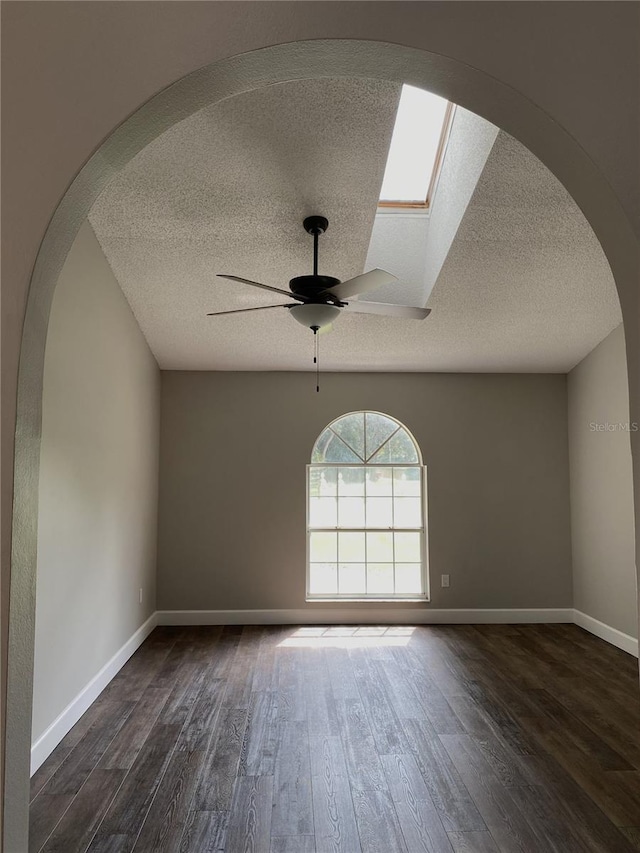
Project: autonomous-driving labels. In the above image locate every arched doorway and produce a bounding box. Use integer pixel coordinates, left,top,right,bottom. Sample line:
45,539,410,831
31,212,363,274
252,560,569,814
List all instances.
5,39,638,849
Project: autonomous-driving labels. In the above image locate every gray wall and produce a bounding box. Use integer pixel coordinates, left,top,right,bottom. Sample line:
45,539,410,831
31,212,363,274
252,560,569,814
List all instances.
568,324,637,638
158,371,572,612
32,223,160,744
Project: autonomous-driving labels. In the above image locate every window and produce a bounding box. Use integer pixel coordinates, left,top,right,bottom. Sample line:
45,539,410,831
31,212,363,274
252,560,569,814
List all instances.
307,411,428,600
378,85,453,209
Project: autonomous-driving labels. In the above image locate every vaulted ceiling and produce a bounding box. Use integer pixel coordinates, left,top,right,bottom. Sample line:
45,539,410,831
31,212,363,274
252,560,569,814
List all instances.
89,77,621,373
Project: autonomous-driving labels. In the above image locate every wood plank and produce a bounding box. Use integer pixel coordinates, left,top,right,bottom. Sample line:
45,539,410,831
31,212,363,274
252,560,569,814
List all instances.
447,831,500,852
178,810,228,853
62,695,135,749
440,734,570,853
194,708,249,811
302,649,338,737
380,753,454,853
251,626,282,692
403,719,485,832
131,748,205,853
337,699,386,793
98,687,171,770
87,721,185,850
271,837,316,853
447,696,535,788
101,636,175,704
409,639,470,698
272,647,307,723
529,689,635,770
239,690,277,777
154,662,207,726
83,835,130,853
552,673,640,738
378,656,427,720
131,663,226,851
325,648,360,707
556,625,638,675
271,721,313,836
351,787,408,853
222,627,257,711
520,754,638,853
179,678,226,754
518,715,640,827
505,782,588,853
400,649,466,734
621,827,640,851
577,709,640,771
351,652,409,754
40,770,126,853
206,626,242,681
44,700,135,796
455,675,538,756
89,652,207,853
30,746,73,803
225,775,273,853
28,794,73,853
606,771,640,827
309,735,360,853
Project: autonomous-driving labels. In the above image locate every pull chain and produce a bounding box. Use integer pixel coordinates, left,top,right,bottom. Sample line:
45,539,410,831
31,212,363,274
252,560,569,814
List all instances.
312,326,320,393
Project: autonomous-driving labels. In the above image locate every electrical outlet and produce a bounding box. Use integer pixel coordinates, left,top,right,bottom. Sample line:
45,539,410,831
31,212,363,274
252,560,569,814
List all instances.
139,588,143,605
441,574,450,588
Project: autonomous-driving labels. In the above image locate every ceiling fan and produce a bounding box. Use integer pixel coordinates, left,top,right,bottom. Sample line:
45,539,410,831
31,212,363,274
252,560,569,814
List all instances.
208,216,431,332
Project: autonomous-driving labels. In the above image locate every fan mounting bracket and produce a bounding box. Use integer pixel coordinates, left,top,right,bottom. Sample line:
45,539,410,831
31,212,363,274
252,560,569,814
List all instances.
303,215,329,236
289,274,341,300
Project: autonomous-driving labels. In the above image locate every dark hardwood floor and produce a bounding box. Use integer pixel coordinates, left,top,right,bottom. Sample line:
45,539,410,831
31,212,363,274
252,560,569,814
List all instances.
29,623,640,852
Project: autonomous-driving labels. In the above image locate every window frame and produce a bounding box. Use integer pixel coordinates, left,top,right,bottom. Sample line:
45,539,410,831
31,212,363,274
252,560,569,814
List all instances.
305,412,429,602
378,101,455,211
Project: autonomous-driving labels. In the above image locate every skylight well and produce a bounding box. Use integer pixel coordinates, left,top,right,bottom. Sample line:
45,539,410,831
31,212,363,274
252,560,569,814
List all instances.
379,85,451,208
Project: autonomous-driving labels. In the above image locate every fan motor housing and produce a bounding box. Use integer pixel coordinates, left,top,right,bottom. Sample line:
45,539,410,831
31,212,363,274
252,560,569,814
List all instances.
289,275,342,301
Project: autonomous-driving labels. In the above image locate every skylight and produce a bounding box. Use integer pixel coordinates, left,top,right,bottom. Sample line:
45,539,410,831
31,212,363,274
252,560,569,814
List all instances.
379,85,451,207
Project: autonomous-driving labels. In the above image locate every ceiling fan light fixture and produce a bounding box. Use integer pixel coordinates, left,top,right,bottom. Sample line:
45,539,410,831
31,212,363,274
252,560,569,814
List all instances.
289,303,341,330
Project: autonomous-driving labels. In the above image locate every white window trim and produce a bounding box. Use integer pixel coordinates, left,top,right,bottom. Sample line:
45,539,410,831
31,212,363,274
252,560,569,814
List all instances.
305,463,430,602
306,411,430,602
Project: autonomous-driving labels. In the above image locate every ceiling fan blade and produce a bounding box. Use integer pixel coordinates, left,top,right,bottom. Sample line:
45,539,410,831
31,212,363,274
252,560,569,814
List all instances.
343,301,431,320
217,274,308,302
325,268,398,300
207,304,296,316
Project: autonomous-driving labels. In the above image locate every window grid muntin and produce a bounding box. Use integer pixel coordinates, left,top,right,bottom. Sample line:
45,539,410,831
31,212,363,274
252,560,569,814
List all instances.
307,462,427,600
311,411,423,466
331,422,365,461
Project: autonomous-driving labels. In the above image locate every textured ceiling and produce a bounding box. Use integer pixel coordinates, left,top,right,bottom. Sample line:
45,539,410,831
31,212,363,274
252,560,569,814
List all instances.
422,131,621,372
89,77,402,368
89,79,621,373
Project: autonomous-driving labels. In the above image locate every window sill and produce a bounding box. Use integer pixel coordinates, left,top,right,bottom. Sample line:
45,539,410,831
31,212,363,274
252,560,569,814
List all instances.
305,597,429,603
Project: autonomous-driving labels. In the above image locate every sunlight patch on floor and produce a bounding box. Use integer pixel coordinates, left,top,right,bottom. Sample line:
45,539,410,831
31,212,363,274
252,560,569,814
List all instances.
277,625,416,648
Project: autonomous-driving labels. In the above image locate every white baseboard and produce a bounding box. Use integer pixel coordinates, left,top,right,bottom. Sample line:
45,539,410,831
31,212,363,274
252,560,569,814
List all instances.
156,608,574,626
573,609,639,657
30,612,158,775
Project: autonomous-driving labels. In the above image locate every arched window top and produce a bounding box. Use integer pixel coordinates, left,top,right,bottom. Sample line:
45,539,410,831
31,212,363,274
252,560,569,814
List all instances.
311,411,421,465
